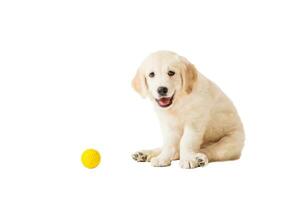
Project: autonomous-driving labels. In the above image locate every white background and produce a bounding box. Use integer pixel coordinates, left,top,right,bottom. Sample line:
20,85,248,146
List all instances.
0,0,299,199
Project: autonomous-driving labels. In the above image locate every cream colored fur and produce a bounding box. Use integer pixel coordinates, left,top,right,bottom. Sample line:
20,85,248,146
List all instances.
132,51,245,169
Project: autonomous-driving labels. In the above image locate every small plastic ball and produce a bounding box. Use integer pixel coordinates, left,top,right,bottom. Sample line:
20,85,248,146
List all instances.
81,149,101,169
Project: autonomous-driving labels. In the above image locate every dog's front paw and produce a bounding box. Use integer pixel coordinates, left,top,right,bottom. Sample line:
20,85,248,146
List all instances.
179,153,208,169
150,157,171,167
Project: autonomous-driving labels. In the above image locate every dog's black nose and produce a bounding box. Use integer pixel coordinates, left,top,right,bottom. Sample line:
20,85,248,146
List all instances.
157,86,168,96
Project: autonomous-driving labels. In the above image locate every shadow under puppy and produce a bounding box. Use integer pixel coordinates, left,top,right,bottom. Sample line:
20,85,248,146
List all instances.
132,51,245,169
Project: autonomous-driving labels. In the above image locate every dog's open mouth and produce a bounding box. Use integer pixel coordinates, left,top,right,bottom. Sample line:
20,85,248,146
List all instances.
155,94,175,108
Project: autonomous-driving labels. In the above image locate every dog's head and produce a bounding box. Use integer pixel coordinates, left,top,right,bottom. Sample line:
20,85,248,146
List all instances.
132,51,198,109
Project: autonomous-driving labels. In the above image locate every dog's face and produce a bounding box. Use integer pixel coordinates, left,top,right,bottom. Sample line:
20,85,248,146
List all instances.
132,51,198,109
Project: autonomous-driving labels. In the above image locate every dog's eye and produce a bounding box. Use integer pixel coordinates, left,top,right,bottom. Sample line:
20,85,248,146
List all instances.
149,72,155,78
168,71,175,77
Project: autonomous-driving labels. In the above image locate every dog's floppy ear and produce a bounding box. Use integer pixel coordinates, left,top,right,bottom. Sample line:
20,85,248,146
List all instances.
132,68,148,97
181,59,198,94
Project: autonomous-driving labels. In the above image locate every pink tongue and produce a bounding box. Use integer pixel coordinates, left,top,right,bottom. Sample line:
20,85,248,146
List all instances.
159,98,170,106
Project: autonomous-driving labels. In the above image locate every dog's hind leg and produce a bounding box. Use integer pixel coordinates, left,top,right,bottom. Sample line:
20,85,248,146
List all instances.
200,130,245,162
132,148,161,162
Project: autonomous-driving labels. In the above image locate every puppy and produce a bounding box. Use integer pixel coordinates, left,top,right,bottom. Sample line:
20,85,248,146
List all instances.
131,51,245,169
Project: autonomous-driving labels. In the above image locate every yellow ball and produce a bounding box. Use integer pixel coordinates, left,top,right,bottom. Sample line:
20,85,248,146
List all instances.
81,149,101,169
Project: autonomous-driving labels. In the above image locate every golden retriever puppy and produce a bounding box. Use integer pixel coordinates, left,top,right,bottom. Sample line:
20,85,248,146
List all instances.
131,51,245,169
